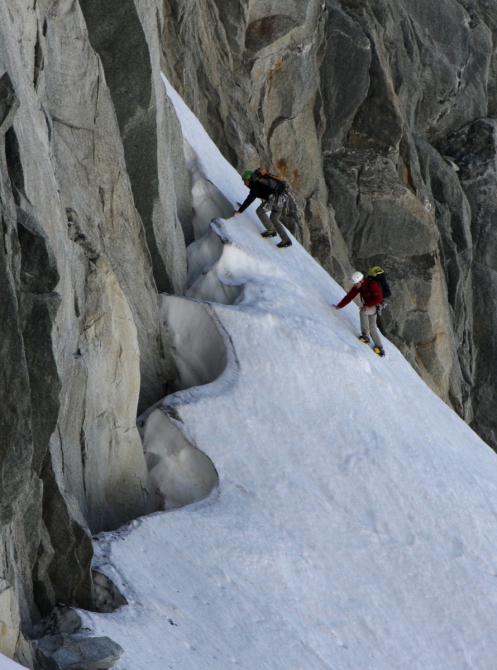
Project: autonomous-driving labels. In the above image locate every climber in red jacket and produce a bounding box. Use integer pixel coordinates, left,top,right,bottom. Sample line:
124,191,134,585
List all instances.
333,271,385,357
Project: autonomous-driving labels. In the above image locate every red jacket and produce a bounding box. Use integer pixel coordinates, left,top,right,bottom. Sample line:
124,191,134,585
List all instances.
337,278,383,309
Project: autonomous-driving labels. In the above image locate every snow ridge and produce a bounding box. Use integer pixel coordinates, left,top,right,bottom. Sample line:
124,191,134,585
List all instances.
82,77,497,670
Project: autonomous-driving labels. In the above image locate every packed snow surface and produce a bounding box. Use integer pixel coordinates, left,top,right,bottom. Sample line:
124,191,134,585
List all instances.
81,77,497,669
0,656,24,669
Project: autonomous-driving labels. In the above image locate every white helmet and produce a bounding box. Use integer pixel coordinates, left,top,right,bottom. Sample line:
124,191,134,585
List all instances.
351,271,364,284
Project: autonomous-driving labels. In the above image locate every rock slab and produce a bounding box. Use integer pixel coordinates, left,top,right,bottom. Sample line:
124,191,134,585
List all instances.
36,634,123,670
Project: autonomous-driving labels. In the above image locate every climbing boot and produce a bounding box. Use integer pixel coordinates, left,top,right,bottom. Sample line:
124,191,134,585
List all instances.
277,239,292,248
261,230,277,238
358,334,370,344
373,347,386,357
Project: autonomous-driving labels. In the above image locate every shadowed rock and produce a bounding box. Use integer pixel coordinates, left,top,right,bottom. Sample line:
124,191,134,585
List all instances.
438,118,497,448
245,15,298,56
79,0,187,296
35,633,123,670
31,605,82,640
0,72,19,133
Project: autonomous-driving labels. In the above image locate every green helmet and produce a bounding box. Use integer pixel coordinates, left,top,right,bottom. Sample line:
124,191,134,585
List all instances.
242,171,253,181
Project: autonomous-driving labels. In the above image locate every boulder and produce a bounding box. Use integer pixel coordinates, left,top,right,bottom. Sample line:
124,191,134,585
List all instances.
35,634,123,670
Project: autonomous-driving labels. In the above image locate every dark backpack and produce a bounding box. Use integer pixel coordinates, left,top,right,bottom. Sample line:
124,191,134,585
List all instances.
252,168,287,196
367,265,392,304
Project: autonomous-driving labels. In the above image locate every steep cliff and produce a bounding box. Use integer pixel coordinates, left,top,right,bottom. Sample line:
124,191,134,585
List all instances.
0,0,189,662
2,0,497,666
161,0,497,437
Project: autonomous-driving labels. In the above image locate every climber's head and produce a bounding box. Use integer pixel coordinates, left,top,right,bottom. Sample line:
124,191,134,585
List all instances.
351,271,364,287
241,171,253,184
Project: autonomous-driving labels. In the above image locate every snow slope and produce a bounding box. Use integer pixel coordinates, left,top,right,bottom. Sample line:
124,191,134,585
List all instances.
0,656,24,669
83,78,497,669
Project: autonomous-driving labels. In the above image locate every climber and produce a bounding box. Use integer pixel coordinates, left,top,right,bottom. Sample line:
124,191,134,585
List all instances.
333,271,386,357
233,169,292,248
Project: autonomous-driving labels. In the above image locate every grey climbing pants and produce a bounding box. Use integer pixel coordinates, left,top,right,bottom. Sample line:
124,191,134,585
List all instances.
360,307,383,348
256,203,291,243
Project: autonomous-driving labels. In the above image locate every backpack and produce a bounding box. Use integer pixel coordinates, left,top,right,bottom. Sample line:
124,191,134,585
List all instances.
367,266,391,312
252,168,287,196
367,266,391,298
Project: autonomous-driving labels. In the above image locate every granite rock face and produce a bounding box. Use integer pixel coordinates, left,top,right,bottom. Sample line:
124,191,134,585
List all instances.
162,0,351,281
438,118,497,445
320,0,492,416
0,0,188,664
160,0,497,426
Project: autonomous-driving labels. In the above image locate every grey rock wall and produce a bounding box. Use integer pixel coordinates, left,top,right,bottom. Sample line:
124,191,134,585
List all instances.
318,0,491,415
160,0,497,431
0,0,189,663
162,0,351,281
438,118,497,444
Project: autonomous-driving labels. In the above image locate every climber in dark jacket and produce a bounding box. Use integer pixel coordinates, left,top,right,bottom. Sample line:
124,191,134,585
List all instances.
234,170,292,248
333,271,385,357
